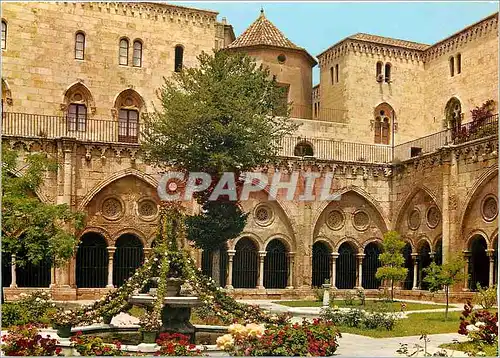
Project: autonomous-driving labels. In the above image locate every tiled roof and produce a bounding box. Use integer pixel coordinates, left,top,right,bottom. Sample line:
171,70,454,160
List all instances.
348,33,430,51
227,10,301,50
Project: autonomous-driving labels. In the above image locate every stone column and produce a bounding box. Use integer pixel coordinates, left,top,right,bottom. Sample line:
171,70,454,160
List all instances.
330,253,339,289
10,254,17,288
286,252,295,289
463,251,471,291
226,250,236,289
107,247,116,288
487,249,495,287
412,253,419,290
257,251,266,289
356,253,365,289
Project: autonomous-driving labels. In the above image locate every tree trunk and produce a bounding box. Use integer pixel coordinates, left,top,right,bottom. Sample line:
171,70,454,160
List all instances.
211,248,221,287
391,280,394,301
445,285,449,320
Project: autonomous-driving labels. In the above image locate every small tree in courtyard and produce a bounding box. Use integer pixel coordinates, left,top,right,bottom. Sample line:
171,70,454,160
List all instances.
423,255,467,320
376,231,408,301
142,50,297,284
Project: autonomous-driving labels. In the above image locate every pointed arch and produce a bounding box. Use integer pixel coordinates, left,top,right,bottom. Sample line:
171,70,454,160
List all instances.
312,185,390,235
394,185,441,229
459,165,498,231
415,235,432,251
62,81,96,113
113,88,146,113
78,169,159,211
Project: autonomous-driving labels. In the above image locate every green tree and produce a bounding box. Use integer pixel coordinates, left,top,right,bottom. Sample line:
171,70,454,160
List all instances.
423,255,467,320
2,145,85,270
142,50,297,284
375,231,408,301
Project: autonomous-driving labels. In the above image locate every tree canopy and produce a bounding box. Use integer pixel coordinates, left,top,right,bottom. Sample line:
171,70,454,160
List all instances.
142,50,297,250
1,145,85,267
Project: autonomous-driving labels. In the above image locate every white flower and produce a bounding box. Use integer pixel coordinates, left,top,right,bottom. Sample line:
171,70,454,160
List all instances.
466,324,479,332
35,297,41,302
216,334,234,349
475,321,486,328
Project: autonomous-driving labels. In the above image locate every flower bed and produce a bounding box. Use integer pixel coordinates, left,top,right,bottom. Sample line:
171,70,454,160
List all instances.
320,305,398,330
1,324,62,356
457,300,498,355
216,319,341,356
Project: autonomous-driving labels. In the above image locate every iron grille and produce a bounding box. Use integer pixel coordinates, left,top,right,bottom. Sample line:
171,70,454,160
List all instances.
403,243,413,290
264,239,288,289
17,257,51,287
201,247,228,287
233,238,258,288
113,235,144,288
76,234,108,288
434,239,443,266
336,243,356,289
312,242,331,287
469,237,489,290
362,243,381,289
418,243,432,290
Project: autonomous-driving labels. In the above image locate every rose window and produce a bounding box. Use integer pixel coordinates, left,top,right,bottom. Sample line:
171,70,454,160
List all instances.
426,206,440,229
353,211,370,231
482,196,498,222
102,198,122,219
408,209,421,230
326,210,344,230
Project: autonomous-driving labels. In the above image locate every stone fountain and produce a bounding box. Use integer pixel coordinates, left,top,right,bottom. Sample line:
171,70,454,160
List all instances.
128,277,202,341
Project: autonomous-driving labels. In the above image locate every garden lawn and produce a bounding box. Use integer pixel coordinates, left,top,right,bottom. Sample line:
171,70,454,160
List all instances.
336,310,497,338
439,341,498,357
274,300,448,311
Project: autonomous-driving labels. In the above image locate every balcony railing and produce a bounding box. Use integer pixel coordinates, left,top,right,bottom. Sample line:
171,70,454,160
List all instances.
290,104,348,123
394,114,498,161
2,112,497,163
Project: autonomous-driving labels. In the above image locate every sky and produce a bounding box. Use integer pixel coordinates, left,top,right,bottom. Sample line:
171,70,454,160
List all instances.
169,1,499,84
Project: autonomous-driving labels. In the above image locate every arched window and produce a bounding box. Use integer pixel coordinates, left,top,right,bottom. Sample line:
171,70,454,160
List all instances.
402,243,413,290
373,103,394,145
376,62,383,81
312,242,331,287
75,32,85,60
335,64,339,83
418,241,432,290
174,45,183,72
336,242,356,289
445,97,462,131
384,63,391,82
201,246,228,287
449,56,454,77
63,82,94,132
294,141,314,157
469,235,489,290
363,242,382,289
434,238,443,266
119,38,129,65
1,20,6,50
330,67,334,85
233,238,258,288
133,40,142,67
114,88,145,143
113,234,144,288
456,53,461,74
76,233,108,288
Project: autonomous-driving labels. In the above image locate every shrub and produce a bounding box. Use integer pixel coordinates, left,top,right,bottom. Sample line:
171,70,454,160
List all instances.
314,288,325,302
70,332,126,356
343,290,355,306
320,305,397,331
217,319,341,356
0,324,62,356
155,333,203,356
472,284,497,310
364,311,397,330
459,300,498,345
356,289,366,305
1,292,56,327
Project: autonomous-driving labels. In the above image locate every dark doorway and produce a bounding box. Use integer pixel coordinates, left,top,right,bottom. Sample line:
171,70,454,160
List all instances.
233,238,258,288
363,242,381,289
434,239,443,266
336,242,357,289
418,242,432,290
312,242,331,287
2,251,12,287
76,233,108,288
113,234,144,288
403,243,414,290
469,236,489,290
201,246,228,287
264,239,288,289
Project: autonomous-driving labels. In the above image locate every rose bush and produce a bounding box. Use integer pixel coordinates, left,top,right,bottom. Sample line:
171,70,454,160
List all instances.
458,300,498,356
1,325,62,356
217,319,341,356
70,332,126,356
155,333,203,356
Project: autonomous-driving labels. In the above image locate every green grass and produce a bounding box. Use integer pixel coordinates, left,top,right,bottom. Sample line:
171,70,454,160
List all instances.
334,310,497,338
439,341,498,357
274,299,448,311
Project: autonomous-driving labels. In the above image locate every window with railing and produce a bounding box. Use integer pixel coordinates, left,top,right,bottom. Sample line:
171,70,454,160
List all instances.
68,103,87,131
118,109,138,143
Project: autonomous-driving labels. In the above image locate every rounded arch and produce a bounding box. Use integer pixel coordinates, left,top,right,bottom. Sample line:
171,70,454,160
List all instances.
313,236,335,251
394,185,441,229
113,88,146,113
459,166,498,231
78,169,159,211
79,226,112,247
465,229,490,251
233,237,259,288
230,232,263,251
336,240,357,289
263,233,294,252
113,233,144,287
62,81,96,111
294,141,314,157
76,232,108,288
333,237,361,253
416,235,432,251
363,241,382,289
111,228,147,247
401,236,415,252
362,237,382,250
312,241,332,287
264,238,289,288
312,186,390,235
468,234,489,290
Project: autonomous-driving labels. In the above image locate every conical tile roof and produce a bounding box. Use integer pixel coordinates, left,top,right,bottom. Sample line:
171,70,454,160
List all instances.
227,9,301,50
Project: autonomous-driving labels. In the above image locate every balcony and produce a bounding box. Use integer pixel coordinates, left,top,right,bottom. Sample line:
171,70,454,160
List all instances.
290,104,348,123
1,112,497,164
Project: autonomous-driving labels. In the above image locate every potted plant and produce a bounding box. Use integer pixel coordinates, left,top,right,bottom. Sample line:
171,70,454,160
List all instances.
50,309,78,338
139,313,161,344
